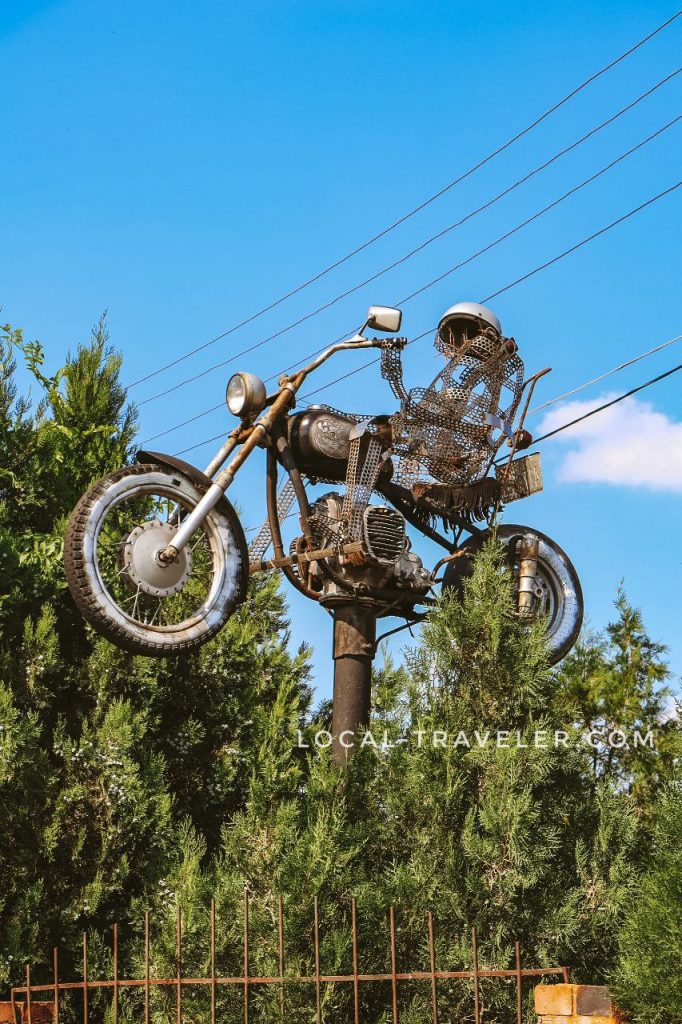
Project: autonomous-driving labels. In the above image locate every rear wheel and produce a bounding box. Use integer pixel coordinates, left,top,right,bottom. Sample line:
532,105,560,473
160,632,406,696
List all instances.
442,524,583,664
64,463,248,656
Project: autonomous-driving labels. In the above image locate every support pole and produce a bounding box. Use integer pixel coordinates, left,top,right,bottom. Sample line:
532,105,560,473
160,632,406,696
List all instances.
331,605,376,762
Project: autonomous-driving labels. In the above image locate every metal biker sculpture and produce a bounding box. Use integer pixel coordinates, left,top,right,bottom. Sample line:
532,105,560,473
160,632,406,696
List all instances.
65,302,583,749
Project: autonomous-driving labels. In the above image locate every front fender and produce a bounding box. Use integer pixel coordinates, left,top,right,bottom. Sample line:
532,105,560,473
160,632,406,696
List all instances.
136,449,215,493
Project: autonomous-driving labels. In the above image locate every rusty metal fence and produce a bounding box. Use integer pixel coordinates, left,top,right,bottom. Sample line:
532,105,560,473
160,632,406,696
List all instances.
10,892,570,1024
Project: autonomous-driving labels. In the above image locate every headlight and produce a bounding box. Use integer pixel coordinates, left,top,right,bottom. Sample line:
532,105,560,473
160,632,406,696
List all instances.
226,372,267,417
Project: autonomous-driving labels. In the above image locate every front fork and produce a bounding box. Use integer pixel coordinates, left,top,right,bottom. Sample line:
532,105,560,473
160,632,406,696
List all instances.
516,535,540,617
159,381,300,561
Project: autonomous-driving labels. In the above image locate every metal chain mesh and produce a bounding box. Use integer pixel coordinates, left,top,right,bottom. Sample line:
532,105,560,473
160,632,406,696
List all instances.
383,331,524,487
248,478,296,559
341,428,385,541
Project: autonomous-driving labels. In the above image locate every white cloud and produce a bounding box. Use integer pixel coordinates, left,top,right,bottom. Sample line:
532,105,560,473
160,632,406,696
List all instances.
536,394,682,493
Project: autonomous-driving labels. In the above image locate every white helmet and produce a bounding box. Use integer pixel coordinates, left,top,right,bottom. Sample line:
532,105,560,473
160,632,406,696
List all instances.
436,301,502,357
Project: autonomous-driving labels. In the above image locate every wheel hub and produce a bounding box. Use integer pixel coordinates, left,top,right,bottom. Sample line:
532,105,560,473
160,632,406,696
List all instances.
122,520,193,597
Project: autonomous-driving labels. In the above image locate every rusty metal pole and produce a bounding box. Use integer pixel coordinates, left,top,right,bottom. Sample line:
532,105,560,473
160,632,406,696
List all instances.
331,604,376,762
517,535,539,617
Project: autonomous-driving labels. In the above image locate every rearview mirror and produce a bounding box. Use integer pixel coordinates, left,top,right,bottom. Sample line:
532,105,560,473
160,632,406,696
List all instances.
366,305,402,333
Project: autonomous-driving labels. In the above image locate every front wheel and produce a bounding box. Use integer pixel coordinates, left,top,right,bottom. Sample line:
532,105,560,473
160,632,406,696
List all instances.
64,463,249,656
442,524,583,664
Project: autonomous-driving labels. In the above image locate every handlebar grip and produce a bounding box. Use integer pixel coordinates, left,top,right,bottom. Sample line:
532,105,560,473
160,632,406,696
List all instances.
372,336,408,350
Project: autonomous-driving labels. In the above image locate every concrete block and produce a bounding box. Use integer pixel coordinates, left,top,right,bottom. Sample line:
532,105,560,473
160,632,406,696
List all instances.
575,987,612,1015
535,984,574,1015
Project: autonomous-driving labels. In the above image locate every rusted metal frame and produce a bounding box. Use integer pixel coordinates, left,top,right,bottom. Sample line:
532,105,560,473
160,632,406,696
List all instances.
294,337,378,377
431,547,469,580
202,425,244,480
376,481,462,548
13,964,567,993
214,379,303,494
313,897,322,1024
266,444,286,561
262,441,319,600
389,908,399,1024
13,963,566,993
271,428,356,600
427,913,438,1024
272,427,314,547
500,367,552,482
264,444,284,561
373,615,426,651
472,927,480,1024
250,540,366,575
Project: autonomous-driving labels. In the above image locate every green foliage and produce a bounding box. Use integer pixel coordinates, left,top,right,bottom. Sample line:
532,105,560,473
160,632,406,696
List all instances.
558,589,680,812
612,780,682,1023
1,318,679,1021
146,542,650,1023
0,321,311,992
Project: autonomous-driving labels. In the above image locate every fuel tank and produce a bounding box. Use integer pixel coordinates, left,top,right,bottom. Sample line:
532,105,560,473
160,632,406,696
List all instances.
287,407,393,483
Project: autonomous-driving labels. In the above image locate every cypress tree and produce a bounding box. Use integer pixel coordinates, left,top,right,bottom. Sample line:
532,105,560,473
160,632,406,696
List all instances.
0,321,311,993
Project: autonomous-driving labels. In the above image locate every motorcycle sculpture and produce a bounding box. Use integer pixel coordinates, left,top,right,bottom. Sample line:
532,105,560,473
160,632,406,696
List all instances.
64,302,583,668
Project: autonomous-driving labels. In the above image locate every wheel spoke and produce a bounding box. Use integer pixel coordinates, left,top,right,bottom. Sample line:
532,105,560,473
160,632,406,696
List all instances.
149,599,164,626
91,481,229,637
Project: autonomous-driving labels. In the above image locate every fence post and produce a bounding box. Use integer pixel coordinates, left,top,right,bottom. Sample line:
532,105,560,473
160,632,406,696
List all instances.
210,899,216,1024
112,925,118,1024
471,927,480,1024
243,889,249,1024
389,908,399,1024
427,913,438,1024
351,898,360,1024
25,966,32,1024
278,896,285,1022
82,932,88,1024
53,947,59,1024
313,897,322,1024
175,906,182,1024
144,912,150,1024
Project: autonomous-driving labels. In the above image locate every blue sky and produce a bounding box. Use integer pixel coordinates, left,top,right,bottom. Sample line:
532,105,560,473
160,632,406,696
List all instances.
2,0,681,698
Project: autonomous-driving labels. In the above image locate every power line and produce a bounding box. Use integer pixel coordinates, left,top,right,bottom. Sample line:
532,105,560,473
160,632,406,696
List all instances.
292,178,682,405
137,69,682,410
521,360,682,446
527,333,682,415
142,111,681,444
175,178,682,456
393,115,682,307
137,68,682,414
128,11,682,393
